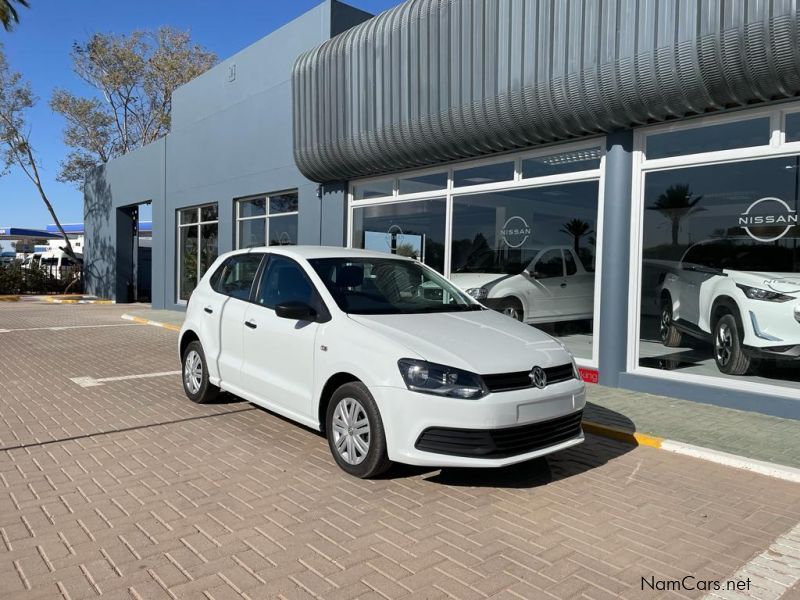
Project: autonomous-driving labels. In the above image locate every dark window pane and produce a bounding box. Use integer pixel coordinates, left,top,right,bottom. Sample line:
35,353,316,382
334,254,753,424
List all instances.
522,148,601,178
200,204,219,222
179,225,198,301
565,250,578,276
269,214,298,246
353,179,394,200
453,161,515,187
213,254,263,300
535,249,564,279
257,255,314,309
351,199,447,273
269,193,299,214
199,223,218,277
398,172,447,195
238,218,266,248
239,198,266,218
786,113,800,143
179,208,197,225
646,118,770,160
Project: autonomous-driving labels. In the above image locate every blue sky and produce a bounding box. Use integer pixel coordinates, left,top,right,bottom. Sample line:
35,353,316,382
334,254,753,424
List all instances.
0,0,397,229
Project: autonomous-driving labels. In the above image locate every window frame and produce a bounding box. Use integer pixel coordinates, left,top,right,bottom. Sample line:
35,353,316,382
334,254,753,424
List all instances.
176,203,219,304
347,137,607,368
235,190,299,250
210,252,266,301
627,101,800,398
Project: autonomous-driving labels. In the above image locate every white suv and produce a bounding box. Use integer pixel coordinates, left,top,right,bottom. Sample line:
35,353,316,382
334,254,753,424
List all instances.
179,246,585,478
660,237,800,375
449,245,594,324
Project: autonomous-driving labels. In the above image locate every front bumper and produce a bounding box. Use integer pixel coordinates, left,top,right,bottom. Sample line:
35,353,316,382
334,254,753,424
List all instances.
371,380,586,468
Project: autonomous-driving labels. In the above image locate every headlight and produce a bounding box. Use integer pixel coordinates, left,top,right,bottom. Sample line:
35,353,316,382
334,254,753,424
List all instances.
397,359,487,399
466,288,488,300
736,284,793,303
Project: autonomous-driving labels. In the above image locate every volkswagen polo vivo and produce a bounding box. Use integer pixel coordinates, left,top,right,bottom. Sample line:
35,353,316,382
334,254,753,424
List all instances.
179,247,585,478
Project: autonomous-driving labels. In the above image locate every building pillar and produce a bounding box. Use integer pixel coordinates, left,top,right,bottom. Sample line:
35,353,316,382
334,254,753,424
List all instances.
319,182,348,247
597,130,634,387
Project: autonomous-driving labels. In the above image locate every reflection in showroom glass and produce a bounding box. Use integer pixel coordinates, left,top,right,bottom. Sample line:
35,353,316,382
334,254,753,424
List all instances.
449,182,599,361
639,156,800,391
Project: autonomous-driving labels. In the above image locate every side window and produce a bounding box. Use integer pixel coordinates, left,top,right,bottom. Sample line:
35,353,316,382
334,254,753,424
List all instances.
256,255,316,309
534,249,564,279
212,254,263,300
564,250,578,276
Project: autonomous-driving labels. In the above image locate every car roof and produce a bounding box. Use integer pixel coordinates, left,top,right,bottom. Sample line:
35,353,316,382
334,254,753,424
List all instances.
224,245,414,262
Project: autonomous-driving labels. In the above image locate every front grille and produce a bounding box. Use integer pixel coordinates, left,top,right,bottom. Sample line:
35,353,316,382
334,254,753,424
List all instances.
414,410,583,459
482,363,575,393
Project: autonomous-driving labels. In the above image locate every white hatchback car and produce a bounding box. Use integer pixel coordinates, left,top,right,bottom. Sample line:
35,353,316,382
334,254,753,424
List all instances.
179,247,586,478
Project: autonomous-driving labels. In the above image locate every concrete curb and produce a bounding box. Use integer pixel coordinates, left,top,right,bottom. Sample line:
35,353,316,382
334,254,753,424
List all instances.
45,296,115,304
583,420,800,483
121,313,181,332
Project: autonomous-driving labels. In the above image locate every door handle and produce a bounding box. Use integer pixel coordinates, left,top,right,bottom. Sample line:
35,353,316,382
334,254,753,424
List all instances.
245,320,257,329
204,306,213,314
560,283,567,288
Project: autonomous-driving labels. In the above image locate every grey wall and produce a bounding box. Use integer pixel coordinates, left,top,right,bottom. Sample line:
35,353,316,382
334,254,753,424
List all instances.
293,0,800,183
84,0,372,310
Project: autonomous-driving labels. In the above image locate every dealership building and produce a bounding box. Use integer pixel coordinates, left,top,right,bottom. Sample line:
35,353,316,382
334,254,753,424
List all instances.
85,0,800,418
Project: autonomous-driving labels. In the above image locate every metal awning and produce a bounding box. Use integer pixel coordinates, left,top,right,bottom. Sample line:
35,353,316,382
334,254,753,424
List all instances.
0,227,61,241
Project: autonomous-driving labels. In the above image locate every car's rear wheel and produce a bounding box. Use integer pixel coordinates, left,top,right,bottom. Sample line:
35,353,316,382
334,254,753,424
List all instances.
713,314,752,375
182,340,219,403
660,300,683,347
326,382,391,479
498,297,524,322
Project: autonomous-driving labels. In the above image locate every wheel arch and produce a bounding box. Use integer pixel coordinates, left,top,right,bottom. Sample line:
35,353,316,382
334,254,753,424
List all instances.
179,329,199,360
317,372,362,433
710,295,744,333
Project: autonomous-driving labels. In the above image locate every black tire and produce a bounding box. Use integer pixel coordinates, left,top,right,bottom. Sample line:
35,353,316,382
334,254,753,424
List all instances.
497,297,524,322
181,340,220,404
713,313,752,376
326,382,391,479
660,299,683,347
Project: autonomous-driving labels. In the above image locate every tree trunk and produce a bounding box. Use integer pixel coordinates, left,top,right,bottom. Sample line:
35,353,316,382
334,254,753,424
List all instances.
671,219,680,246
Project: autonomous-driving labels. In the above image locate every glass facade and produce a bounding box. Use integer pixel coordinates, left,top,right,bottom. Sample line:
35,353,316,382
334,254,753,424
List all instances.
636,109,800,394
236,191,299,249
349,147,603,363
177,204,219,301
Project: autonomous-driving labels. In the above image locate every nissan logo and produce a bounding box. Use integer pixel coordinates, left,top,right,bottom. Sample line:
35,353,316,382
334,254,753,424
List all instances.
738,197,798,242
529,366,547,389
500,216,532,248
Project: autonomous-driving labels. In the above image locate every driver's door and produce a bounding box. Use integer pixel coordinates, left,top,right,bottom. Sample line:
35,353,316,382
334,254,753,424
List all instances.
239,254,321,421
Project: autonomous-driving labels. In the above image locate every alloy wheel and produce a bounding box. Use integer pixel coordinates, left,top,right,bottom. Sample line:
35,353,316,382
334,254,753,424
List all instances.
331,397,370,465
715,322,732,366
503,306,521,321
184,349,203,395
660,306,671,343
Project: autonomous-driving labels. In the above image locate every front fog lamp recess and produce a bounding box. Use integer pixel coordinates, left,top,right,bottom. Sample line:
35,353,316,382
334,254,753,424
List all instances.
398,359,487,399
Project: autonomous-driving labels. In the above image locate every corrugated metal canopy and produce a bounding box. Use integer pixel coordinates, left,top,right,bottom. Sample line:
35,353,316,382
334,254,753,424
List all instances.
292,0,800,183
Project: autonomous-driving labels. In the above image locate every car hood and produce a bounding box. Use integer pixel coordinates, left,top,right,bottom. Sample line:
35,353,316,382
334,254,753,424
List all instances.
729,271,800,294
347,309,571,374
449,272,517,290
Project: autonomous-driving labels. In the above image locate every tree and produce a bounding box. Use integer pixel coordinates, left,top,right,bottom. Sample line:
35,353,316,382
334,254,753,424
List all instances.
51,28,217,183
559,219,594,254
0,0,28,32
0,46,76,258
647,184,705,246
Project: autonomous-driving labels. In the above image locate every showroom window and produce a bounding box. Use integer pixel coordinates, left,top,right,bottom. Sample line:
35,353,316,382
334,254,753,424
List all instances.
177,203,219,302
348,141,605,364
236,191,298,249
633,105,800,395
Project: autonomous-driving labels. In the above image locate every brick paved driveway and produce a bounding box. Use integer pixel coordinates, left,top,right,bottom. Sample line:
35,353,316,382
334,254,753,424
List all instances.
1,301,799,599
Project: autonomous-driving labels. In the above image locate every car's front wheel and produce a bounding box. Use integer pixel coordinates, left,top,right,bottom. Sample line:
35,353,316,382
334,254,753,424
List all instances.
660,300,683,347
326,382,391,479
713,314,752,375
497,297,524,322
181,340,219,403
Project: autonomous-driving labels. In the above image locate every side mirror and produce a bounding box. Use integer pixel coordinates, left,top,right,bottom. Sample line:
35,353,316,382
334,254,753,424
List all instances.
525,268,538,279
274,301,317,321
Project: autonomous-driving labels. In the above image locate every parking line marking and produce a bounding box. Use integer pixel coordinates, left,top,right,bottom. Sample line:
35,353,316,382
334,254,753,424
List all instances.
70,370,181,387
0,323,141,333
704,521,800,599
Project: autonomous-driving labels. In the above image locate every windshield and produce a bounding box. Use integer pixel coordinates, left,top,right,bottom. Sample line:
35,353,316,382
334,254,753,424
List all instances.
682,238,800,273
309,257,482,315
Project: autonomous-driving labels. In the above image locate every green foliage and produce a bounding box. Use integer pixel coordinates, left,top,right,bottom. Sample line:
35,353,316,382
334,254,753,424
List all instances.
51,28,217,182
0,0,28,32
0,262,82,295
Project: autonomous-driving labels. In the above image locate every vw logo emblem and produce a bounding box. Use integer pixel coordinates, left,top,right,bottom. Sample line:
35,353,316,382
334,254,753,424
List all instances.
529,366,547,389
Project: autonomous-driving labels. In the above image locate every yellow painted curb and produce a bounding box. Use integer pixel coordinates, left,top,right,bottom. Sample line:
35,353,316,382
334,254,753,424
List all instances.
45,297,115,304
582,420,664,449
122,314,181,332
0,296,19,302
